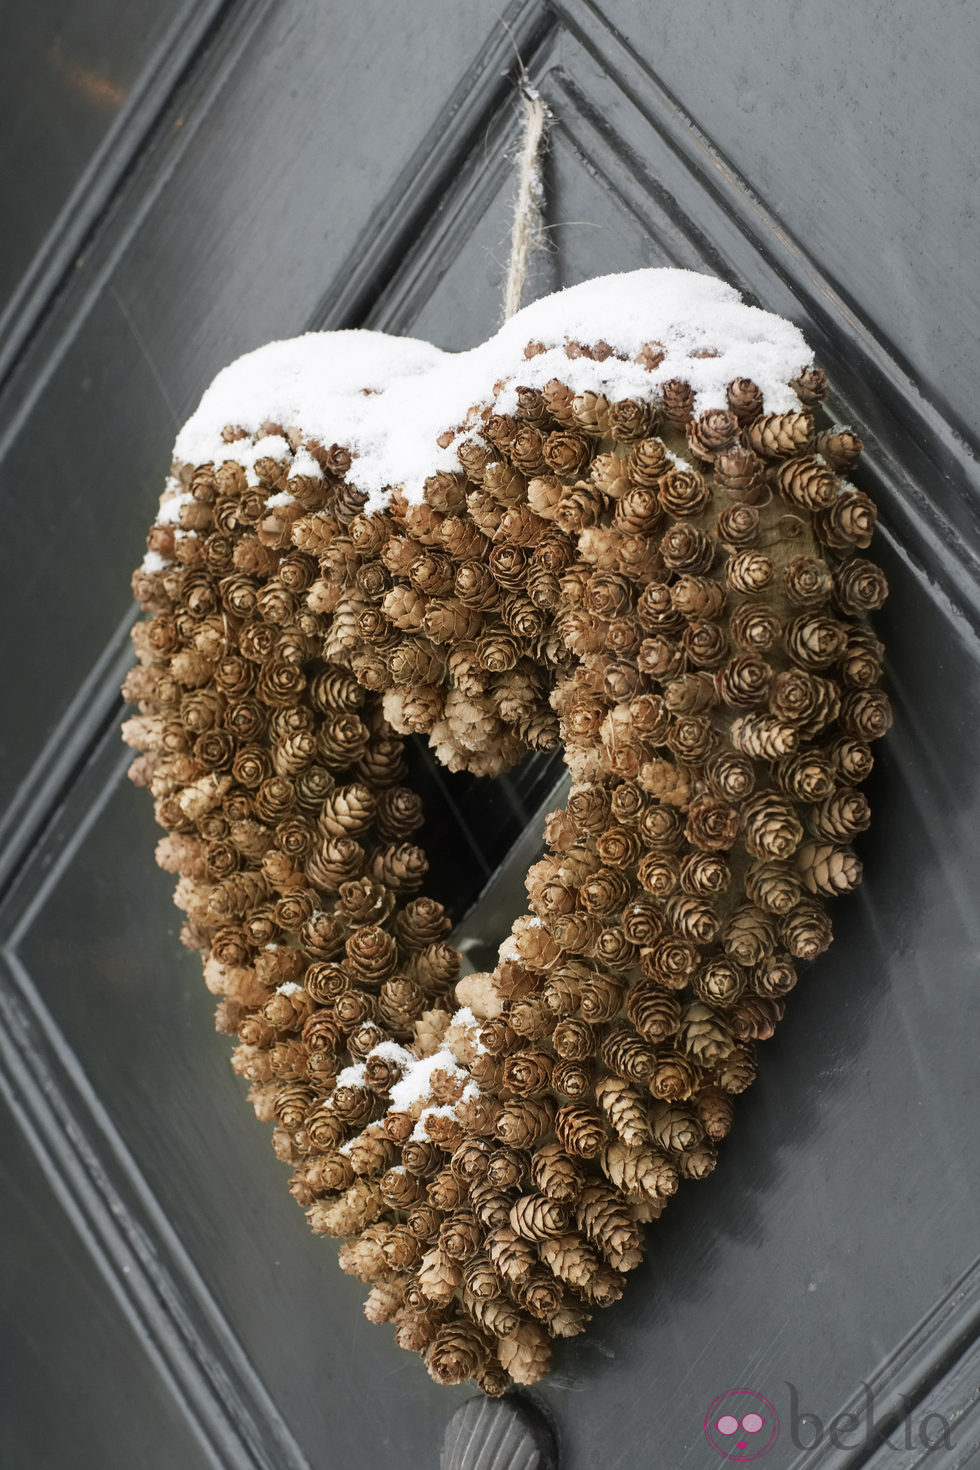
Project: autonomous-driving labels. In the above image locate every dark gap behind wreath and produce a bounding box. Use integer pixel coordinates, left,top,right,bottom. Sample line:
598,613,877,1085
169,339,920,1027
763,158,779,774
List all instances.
403,735,566,921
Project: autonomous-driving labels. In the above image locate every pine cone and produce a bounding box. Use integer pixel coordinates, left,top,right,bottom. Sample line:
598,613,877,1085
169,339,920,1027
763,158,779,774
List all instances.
344,925,398,984
781,900,833,960
486,1147,527,1191
659,378,695,426
484,1226,537,1284
791,365,828,403
463,1257,505,1301
690,1085,733,1140
514,1269,566,1323
660,524,715,575
785,613,849,669
307,1180,385,1237
775,457,838,510
394,1306,444,1354
679,1003,734,1065
716,504,760,551
817,428,863,471
594,926,639,971
626,985,681,1044
742,792,804,861
726,378,764,424
509,1194,573,1241
555,1104,608,1159
415,1244,463,1305
639,758,692,807
745,861,804,915
554,484,605,535
502,1049,554,1097
439,1208,483,1261
625,437,670,487
808,788,871,841
599,1023,656,1083
828,739,874,786
571,391,611,437
784,555,834,608
649,1102,703,1153
747,411,814,459
796,841,862,895
649,1049,701,1102
530,1144,585,1203
723,905,776,967
640,936,698,988
538,1234,601,1289
609,397,656,441
728,995,785,1042
595,1077,651,1147
463,1290,522,1339
665,892,720,944
727,550,774,594
496,1322,551,1386
575,1183,643,1271
836,558,889,615
424,1322,488,1386
730,714,799,760
494,1098,554,1148
683,620,728,669
685,796,739,851
686,409,739,462
370,843,428,892
551,1058,594,1100
604,1141,678,1201
715,445,767,502
659,468,711,517
336,1223,390,1282
755,954,798,998
695,958,746,1007
729,602,782,654
615,485,664,536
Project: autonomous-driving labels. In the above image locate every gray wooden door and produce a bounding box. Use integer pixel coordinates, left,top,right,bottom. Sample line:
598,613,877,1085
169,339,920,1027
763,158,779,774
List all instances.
2,3,979,1466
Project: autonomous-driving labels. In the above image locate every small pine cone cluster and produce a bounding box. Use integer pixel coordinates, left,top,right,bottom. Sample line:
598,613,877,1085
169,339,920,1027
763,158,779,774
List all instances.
125,337,888,1393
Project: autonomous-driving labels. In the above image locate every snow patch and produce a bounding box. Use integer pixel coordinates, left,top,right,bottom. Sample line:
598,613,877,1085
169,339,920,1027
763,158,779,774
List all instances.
448,1005,488,1054
171,268,812,515
157,491,192,525
288,447,324,481
365,1040,415,1069
334,1061,367,1090
410,1104,461,1142
387,1047,466,1113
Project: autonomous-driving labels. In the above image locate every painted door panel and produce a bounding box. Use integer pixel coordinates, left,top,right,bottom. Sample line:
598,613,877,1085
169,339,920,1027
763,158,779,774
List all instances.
1,4,977,1466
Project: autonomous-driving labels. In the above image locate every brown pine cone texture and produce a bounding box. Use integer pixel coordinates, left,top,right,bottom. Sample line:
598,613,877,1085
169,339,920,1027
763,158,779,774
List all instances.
124,343,888,1395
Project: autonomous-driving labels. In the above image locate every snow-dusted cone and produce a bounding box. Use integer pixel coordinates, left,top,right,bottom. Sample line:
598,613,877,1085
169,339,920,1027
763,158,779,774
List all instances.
123,269,889,1392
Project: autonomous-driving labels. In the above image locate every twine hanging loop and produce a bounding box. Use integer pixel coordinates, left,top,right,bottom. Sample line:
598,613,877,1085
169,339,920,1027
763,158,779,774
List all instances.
502,87,551,322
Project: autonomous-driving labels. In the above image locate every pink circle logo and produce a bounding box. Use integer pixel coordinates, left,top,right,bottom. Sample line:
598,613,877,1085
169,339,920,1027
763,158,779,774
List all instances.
704,1389,779,1460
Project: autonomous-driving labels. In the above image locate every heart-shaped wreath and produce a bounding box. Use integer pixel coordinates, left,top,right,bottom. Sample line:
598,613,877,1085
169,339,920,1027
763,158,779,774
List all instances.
122,270,890,1393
